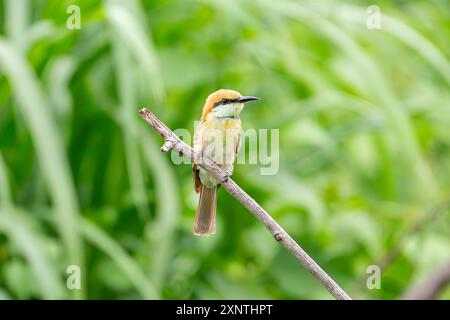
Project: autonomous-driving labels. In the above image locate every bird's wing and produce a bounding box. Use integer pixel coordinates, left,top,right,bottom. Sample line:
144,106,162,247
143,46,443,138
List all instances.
193,164,202,193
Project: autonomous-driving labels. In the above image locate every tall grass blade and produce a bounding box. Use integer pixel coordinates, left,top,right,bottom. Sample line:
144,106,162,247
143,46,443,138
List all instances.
0,39,84,298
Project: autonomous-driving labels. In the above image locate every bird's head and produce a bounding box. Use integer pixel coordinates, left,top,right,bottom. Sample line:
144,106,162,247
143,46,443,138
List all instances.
201,89,259,120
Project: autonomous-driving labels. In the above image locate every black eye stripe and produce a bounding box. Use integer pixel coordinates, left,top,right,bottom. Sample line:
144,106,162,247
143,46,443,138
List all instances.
213,98,238,108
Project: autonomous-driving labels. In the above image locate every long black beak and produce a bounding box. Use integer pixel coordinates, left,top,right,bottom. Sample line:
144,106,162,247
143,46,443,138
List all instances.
237,96,260,103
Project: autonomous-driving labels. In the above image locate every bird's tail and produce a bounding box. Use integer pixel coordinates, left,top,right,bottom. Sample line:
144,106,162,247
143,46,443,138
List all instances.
193,186,217,236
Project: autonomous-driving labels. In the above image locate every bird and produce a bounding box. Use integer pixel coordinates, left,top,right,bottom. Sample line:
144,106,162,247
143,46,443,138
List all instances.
192,89,259,236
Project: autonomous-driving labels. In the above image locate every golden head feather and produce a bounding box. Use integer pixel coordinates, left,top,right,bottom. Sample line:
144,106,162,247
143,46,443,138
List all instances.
201,89,242,120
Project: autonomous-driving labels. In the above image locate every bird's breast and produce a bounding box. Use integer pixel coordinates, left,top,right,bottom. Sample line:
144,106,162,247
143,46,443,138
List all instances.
195,118,241,166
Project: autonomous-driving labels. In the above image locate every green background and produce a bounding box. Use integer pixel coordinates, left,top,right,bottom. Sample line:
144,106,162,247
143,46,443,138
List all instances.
0,0,449,299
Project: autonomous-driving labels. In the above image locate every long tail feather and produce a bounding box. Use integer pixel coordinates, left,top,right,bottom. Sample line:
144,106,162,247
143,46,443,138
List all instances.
193,186,217,235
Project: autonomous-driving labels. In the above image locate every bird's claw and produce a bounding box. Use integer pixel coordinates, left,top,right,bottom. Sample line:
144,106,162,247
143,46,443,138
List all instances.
221,166,234,184
221,174,229,184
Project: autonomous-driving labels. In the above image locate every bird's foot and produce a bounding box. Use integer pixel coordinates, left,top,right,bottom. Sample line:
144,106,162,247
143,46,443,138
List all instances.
221,174,229,184
221,165,234,184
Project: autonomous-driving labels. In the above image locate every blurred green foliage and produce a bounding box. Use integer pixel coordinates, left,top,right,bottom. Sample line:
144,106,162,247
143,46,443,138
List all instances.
0,0,449,299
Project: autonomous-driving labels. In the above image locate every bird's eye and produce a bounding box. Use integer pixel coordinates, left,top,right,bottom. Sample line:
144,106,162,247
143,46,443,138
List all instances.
221,98,228,104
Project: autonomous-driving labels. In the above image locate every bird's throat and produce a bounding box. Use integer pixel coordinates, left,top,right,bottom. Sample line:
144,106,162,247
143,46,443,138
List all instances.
210,103,243,120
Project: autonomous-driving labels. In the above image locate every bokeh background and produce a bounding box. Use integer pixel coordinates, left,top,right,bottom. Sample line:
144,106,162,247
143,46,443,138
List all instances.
0,0,449,300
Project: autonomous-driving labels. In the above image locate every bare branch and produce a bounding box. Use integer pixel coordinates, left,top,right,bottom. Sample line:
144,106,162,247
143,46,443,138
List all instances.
139,107,352,300
402,260,450,300
352,199,450,296
379,199,450,272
